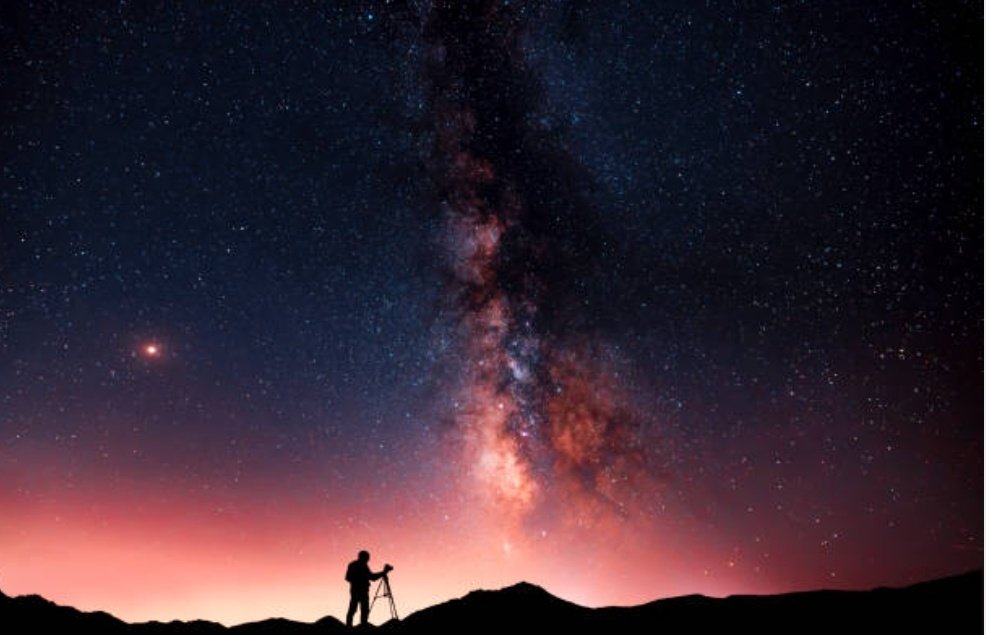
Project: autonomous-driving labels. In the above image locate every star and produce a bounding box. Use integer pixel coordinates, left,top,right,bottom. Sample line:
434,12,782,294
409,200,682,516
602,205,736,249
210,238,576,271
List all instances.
140,342,163,359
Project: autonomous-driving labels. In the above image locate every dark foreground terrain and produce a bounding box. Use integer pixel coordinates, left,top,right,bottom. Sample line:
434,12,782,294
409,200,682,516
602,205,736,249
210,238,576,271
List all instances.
2,570,981,634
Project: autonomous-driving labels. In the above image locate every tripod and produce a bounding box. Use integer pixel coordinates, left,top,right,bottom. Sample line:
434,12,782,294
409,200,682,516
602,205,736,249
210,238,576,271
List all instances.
370,574,399,621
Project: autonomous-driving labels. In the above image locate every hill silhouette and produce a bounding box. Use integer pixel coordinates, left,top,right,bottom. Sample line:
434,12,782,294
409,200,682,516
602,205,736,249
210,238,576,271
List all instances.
1,571,981,634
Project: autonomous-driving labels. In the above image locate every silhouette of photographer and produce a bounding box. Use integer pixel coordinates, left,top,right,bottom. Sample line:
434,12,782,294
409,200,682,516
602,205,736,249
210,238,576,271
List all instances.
345,550,392,627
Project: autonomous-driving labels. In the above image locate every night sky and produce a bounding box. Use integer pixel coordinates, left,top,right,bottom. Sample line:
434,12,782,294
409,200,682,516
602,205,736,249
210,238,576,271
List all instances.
1,0,981,627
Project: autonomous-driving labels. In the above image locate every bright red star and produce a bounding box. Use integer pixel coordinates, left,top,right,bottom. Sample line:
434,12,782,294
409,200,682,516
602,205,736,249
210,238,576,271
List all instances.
140,342,162,359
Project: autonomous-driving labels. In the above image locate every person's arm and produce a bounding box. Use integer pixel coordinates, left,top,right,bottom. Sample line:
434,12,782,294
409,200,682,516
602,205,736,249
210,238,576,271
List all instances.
369,563,394,581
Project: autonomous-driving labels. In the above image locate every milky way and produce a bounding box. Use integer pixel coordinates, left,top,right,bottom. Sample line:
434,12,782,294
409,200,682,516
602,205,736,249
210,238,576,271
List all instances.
423,1,661,527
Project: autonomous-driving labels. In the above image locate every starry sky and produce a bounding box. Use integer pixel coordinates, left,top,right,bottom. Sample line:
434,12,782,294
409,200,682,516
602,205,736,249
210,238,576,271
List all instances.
1,0,981,627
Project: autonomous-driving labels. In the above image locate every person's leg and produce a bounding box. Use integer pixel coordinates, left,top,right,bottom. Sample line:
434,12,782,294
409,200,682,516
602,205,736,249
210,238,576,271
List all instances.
346,593,359,627
359,592,370,625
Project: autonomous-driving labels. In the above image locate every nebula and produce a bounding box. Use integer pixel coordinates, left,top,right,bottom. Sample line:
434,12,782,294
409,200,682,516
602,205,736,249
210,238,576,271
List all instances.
423,1,663,531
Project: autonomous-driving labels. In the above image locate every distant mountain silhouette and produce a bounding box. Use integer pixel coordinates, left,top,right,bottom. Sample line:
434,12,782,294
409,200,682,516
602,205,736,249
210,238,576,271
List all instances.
0,591,347,635
2,571,981,634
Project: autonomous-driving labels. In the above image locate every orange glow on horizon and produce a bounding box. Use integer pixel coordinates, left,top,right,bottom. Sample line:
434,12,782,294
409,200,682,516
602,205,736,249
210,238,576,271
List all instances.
0,476,787,627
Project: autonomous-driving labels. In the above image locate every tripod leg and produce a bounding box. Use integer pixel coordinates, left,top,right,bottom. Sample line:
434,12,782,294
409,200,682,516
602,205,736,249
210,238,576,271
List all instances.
384,578,399,620
369,578,383,614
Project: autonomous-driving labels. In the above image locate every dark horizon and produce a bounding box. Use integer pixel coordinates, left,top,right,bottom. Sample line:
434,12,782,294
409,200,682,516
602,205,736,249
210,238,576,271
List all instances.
2,569,982,631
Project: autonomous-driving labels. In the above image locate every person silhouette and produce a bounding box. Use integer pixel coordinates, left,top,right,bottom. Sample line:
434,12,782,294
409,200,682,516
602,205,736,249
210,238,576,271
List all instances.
345,550,392,627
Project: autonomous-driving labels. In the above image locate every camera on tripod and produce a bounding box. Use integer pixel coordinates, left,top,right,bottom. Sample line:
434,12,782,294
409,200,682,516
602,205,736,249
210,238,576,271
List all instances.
372,564,398,620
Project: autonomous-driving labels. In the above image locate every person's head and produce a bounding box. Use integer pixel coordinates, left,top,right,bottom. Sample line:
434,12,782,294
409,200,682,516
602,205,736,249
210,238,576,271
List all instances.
358,550,370,562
